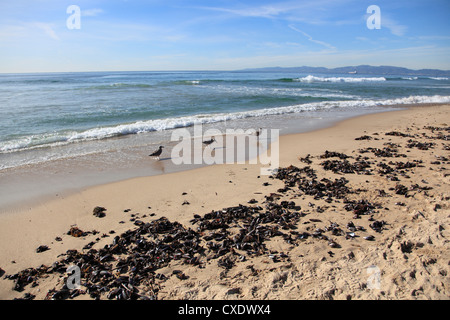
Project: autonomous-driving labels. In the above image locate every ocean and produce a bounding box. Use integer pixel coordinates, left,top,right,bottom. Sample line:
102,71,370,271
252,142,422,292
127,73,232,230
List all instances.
1,71,449,208
1,71,450,169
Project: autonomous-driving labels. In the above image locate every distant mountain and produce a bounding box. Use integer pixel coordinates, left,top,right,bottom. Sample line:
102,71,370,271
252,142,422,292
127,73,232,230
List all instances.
240,65,450,77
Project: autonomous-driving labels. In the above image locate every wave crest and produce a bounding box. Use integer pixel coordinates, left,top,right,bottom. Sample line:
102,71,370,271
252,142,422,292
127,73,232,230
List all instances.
2,95,450,153
296,75,387,83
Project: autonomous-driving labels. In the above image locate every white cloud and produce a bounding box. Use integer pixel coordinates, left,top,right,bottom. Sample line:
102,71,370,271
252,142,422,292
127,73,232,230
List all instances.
417,35,450,41
34,22,59,40
198,2,297,18
82,8,103,17
288,25,336,51
0,22,60,43
381,16,407,36
196,0,354,24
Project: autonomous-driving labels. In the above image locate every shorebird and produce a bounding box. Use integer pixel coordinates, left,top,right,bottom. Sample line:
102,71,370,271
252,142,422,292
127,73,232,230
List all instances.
149,146,164,160
255,128,262,137
202,137,216,148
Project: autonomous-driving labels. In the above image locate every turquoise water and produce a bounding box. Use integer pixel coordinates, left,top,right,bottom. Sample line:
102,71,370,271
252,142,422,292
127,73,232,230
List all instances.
0,71,449,170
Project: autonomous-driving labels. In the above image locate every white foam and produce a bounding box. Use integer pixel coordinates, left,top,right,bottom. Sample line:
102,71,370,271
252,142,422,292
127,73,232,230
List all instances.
296,75,387,83
429,77,449,81
2,95,450,154
212,85,356,99
185,80,200,85
69,95,450,140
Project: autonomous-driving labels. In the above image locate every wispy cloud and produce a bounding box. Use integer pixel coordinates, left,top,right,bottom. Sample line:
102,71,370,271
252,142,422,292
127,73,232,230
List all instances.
288,25,336,51
78,20,187,44
196,0,354,24
197,2,299,19
82,8,103,17
382,16,407,36
34,22,59,40
417,35,450,41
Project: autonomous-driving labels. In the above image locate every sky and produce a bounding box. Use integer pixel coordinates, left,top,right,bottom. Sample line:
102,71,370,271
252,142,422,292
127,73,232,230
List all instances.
0,0,449,73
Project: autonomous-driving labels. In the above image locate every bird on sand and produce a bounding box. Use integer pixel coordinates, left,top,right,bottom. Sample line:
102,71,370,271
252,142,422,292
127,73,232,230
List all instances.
255,128,262,137
149,146,164,160
202,137,216,147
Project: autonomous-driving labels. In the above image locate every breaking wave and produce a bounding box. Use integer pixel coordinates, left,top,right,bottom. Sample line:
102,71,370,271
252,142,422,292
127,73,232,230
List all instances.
84,83,154,90
2,95,450,154
295,75,387,83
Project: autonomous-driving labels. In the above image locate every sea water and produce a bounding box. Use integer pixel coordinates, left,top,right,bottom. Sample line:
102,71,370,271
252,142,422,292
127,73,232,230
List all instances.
1,71,449,208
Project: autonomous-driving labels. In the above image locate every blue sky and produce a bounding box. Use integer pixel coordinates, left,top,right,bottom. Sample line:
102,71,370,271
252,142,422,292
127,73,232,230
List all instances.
0,0,449,72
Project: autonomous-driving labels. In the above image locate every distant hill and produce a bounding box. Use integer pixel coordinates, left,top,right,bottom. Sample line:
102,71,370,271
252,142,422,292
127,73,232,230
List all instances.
240,65,450,77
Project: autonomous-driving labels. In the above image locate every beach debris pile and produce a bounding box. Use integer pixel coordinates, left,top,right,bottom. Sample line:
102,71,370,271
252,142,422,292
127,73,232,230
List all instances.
6,200,307,300
6,159,385,300
93,206,107,218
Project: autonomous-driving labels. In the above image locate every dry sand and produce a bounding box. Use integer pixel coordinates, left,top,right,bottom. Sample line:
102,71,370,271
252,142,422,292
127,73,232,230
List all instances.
0,104,448,300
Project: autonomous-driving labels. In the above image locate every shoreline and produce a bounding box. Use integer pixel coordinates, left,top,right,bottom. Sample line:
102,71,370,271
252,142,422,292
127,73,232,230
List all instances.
0,104,405,213
0,103,448,300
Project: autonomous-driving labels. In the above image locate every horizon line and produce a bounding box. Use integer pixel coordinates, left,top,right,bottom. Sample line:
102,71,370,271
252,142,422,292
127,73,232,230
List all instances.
1,64,450,75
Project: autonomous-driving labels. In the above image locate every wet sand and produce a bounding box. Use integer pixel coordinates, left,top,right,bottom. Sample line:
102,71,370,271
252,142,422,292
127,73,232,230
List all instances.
0,104,448,300
0,106,393,212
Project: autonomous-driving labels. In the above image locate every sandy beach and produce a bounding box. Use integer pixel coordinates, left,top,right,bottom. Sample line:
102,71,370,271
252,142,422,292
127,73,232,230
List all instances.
0,104,448,300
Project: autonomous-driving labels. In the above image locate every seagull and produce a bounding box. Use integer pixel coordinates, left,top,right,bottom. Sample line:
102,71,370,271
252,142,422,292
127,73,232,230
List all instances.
202,137,215,148
149,146,164,160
